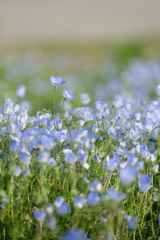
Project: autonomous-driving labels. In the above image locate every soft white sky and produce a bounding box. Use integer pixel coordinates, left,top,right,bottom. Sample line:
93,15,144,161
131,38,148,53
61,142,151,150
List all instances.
1,0,160,46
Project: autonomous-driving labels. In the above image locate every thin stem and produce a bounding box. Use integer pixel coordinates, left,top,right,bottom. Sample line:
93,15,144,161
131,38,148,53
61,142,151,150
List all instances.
53,87,56,126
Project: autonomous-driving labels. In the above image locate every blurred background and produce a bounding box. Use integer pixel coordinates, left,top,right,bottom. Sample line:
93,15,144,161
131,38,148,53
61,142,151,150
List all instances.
0,0,160,115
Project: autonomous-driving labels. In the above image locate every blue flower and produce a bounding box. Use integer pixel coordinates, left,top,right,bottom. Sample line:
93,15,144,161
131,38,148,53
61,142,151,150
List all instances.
119,166,136,185
87,192,101,206
89,179,102,192
73,196,87,209
138,175,152,192
57,202,70,215
61,229,85,240
80,93,91,105
33,210,46,222
63,89,76,100
50,76,66,87
13,166,22,177
104,186,126,202
103,159,120,171
124,214,137,230
65,151,78,165
16,85,27,98
37,150,49,164
54,196,64,208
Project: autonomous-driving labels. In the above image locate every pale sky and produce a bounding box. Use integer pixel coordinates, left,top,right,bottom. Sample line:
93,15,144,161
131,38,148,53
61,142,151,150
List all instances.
1,0,160,46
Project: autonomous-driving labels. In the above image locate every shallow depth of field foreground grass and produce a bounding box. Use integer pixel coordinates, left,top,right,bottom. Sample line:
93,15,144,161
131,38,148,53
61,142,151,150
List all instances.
0,74,160,240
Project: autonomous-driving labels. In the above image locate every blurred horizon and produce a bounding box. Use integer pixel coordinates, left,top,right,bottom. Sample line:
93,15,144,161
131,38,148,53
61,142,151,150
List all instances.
1,0,160,49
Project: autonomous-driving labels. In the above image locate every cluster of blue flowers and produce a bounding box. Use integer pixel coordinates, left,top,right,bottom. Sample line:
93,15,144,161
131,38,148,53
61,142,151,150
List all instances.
0,75,160,239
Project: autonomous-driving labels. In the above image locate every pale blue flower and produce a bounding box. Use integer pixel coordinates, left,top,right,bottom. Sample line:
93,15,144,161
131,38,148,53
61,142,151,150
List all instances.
10,141,19,152
89,179,102,192
104,187,126,202
69,129,82,142
132,161,144,173
135,112,142,121
47,157,56,166
48,216,56,230
63,89,76,100
80,93,91,105
55,119,62,129
65,151,78,165
8,122,19,135
19,152,31,167
155,85,160,96
103,159,120,171
57,202,70,215
76,107,93,121
140,145,150,159
0,113,3,123
88,132,98,143
78,148,88,163
16,85,27,98
129,129,141,141
99,107,110,118
55,130,67,143
113,97,124,108
119,108,131,119
87,192,101,206
95,100,108,111
117,146,128,156
73,196,87,209
124,214,137,230
33,210,46,221
135,122,146,133
145,121,155,132
150,153,157,162
19,105,28,116
153,164,159,172
138,175,152,192
4,98,14,115
41,135,56,150
61,229,85,240
54,196,64,208
127,154,138,166
50,76,66,87
153,195,159,201
14,166,22,177
46,204,54,214
37,150,49,164
119,166,136,185
22,169,30,176
93,154,100,163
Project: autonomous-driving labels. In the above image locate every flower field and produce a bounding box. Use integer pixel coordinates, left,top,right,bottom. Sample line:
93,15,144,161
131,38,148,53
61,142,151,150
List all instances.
0,49,160,239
